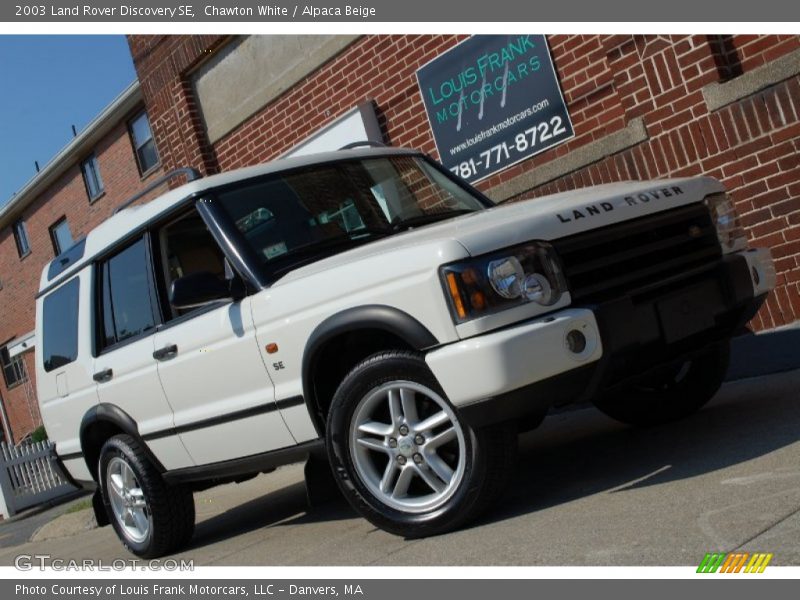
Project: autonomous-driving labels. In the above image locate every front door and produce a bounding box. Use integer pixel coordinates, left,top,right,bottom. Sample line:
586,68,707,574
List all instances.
150,209,295,466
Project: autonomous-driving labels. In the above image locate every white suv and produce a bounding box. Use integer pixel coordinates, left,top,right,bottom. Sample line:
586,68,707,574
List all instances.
36,146,774,557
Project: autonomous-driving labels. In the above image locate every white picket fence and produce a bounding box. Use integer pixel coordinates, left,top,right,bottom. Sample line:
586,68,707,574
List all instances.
0,440,77,519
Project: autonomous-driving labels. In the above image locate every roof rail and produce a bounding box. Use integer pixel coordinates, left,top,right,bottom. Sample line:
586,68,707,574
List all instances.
339,140,387,150
113,167,202,214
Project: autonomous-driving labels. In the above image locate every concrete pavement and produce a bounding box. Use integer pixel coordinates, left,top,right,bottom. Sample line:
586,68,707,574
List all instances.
1,365,798,566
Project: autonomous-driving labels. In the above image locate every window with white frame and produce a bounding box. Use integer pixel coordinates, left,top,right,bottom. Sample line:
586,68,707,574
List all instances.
1,344,27,389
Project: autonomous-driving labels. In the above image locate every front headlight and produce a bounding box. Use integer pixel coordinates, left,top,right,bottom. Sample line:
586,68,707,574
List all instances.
440,241,567,323
705,192,747,253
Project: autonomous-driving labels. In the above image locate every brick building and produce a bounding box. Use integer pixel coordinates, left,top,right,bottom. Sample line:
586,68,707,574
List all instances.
129,34,800,332
0,82,163,442
2,33,799,442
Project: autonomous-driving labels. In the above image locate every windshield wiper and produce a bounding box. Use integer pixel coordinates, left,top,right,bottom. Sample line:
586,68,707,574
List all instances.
390,209,476,232
349,226,393,238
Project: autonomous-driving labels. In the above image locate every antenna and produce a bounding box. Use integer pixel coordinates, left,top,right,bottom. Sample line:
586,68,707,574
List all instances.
35,161,40,173
71,125,77,137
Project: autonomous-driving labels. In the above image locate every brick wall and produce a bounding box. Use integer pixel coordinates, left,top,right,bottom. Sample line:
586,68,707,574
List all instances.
512,35,800,331
129,34,800,332
732,35,800,73
128,35,227,178
0,116,164,442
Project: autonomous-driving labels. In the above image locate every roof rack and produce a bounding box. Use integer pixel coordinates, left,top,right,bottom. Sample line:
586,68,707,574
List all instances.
113,167,202,215
339,140,388,150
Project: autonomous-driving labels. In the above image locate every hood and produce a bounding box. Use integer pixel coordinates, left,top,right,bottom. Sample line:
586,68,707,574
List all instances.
276,176,722,284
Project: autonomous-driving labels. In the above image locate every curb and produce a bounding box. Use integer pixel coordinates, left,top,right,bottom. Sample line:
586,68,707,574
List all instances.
727,325,800,382
2,489,90,524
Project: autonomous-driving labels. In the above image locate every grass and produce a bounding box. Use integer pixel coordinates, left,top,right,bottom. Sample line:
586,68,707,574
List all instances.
63,498,92,514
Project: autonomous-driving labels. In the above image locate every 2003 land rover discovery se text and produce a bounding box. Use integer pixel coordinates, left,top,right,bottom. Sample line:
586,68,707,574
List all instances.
35,146,774,557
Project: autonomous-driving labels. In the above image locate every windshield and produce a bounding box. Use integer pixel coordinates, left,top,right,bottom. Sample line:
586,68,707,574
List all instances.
213,155,488,278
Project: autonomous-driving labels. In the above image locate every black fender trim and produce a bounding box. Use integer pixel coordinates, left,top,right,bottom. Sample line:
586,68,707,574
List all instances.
57,450,84,462
92,489,110,527
301,305,439,436
142,395,304,440
79,403,167,479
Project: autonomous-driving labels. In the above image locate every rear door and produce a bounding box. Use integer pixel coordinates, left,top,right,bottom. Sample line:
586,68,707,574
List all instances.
92,236,193,471
150,208,296,466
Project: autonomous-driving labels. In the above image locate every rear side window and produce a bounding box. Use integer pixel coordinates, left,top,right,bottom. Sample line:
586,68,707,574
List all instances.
43,278,80,372
97,238,158,351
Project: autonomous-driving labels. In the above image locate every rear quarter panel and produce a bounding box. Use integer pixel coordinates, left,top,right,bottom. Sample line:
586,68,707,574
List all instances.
36,267,98,482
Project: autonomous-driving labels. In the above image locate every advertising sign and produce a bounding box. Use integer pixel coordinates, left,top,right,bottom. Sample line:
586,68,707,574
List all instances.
416,35,574,183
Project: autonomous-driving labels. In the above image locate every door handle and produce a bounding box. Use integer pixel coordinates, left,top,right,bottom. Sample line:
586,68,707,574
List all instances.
153,344,178,361
93,368,113,383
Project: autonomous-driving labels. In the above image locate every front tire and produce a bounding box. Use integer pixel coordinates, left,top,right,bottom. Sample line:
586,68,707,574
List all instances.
593,342,730,426
99,434,195,558
325,351,516,538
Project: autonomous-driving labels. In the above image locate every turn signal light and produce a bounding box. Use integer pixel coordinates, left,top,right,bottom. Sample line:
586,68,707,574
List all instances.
446,272,467,320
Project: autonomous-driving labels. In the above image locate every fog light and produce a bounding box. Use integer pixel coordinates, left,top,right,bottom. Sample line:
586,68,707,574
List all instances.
566,329,587,354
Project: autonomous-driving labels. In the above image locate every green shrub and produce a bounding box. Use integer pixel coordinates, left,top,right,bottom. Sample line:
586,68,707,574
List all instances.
30,425,48,443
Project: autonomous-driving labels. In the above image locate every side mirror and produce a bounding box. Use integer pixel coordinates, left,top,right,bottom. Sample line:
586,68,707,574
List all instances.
170,271,231,309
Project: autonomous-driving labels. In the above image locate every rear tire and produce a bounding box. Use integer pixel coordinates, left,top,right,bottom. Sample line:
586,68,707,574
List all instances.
326,350,516,538
593,342,730,426
99,434,195,558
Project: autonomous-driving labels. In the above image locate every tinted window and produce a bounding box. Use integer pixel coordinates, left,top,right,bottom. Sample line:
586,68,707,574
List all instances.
214,156,486,280
98,238,157,349
47,238,86,281
43,278,80,372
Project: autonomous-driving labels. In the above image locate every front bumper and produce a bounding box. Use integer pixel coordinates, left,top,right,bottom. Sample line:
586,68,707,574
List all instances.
426,309,602,406
426,248,774,427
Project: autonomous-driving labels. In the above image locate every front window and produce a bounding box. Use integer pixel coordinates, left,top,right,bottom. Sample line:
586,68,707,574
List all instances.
154,209,228,320
214,155,488,281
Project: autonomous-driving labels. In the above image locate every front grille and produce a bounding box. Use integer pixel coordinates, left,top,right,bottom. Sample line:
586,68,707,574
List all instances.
553,204,722,304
